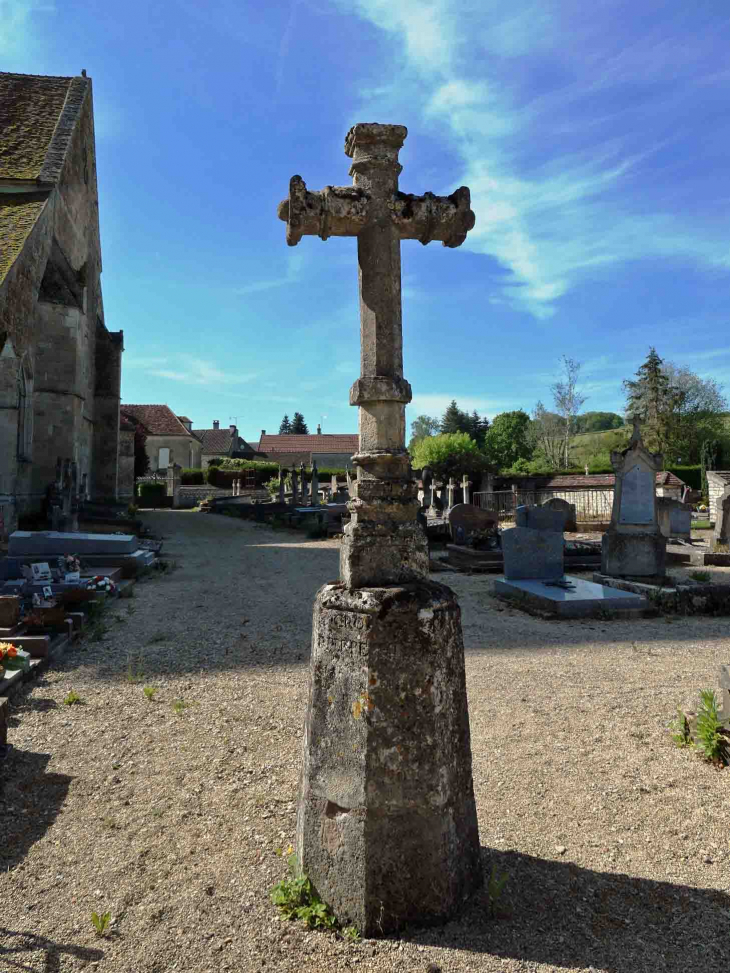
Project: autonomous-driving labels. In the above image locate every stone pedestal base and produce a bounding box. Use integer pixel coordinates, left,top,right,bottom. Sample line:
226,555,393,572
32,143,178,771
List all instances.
601,530,666,578
297,581,482,935
340,521,428,588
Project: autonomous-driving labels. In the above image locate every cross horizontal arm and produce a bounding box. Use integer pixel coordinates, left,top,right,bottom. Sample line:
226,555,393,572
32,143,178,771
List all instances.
278,176,476,249
277,176,368,246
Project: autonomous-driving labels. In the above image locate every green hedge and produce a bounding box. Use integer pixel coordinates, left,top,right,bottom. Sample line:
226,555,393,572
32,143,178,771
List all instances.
181,467,205,485
137,481,167,503
667,465,702,491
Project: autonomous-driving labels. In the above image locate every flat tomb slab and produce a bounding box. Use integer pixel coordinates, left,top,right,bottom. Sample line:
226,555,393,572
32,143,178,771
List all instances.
494,575,649,617
9,531,138,556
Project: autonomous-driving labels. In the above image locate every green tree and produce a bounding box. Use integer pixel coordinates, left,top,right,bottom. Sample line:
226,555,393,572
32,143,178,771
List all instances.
440,399,470,435
574,411,624,433
623,348,675,454
279,414,292,434
410,432,485,479
661,363,728,463
408,414,441,451
529,401,564,470
291,412,309,435
484,410,532,470
551,356,587,467
467,409,490,447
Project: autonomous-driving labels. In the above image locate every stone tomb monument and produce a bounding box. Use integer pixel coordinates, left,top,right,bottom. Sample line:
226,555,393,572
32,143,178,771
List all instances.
601,418,666,579
278,124,481,934
496,506,647,617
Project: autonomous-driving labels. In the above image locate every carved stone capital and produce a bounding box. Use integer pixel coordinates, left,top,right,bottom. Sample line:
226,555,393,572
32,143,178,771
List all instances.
349,375,412,406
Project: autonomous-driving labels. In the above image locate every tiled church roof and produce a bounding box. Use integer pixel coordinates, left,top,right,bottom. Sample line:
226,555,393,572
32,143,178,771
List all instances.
121,405,195,437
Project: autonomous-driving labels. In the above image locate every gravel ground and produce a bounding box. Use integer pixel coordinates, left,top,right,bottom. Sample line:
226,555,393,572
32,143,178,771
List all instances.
1,510,729,973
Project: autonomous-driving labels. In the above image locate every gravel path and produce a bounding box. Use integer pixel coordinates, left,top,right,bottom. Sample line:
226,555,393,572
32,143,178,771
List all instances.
2,511,729,973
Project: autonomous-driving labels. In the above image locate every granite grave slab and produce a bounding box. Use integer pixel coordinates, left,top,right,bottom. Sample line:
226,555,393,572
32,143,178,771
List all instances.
494,575,649,618
515,504,566,533
9,531,138,556
502,526,564,581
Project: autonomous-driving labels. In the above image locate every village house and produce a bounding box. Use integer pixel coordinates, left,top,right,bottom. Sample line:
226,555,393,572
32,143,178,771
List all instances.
195,419,256,467
120,405,201,471
257,427,358,468
0,71,123,537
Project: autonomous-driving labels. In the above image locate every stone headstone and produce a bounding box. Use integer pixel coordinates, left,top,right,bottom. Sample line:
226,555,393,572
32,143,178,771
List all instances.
448,504,498,545
515,504,566,533
714,491,730,546
657,498,692,540
601,418,666,578
720,664,730,722
540,497,577,532
501,526,564,581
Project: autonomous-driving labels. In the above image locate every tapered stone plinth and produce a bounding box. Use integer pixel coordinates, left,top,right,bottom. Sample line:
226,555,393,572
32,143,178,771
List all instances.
297,581,482,936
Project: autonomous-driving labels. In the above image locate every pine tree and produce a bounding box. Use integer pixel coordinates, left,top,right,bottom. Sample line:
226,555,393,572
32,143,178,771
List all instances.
441,400,469,435
279,415,292,434
291,412,309,435
623,348,674,454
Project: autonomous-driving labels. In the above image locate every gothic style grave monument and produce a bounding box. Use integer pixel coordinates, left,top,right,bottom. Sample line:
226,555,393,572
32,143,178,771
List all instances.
601,418,666,579
278,123,481,934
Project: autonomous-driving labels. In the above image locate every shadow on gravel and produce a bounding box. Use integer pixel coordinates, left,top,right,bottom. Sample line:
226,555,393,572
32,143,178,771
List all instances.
0,749,71,871
404,846,730,970
0,928,103,972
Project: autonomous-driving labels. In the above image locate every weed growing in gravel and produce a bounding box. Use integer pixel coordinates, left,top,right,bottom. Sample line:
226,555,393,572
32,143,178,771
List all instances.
690,570,712,582
147,632,167,645
486,862,509,918
112,613,127,624
91,911,111,937
669,709,692,748
102,816,119,830
271,850,337,930
143,686,159,701
63,690,83,706
126,603,137,616
88,620,110,642
342,926,361,943
172,699,190,716
694,690,729,765
126,654,145,683
153,559,178,575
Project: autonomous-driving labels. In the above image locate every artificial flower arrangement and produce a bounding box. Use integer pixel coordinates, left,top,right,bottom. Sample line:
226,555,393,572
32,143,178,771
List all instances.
0,641,30,677
85,575,116,594
57,554,82,575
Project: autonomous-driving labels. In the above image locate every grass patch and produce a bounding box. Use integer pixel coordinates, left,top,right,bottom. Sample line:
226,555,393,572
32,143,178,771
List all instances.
271,851,336,930
143,686,159,701
63,689,84,706
689,570,711,582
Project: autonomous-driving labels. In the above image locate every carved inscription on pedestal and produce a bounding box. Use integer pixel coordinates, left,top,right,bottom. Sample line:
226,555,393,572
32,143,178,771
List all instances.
319,608,370,654
619,464,655,525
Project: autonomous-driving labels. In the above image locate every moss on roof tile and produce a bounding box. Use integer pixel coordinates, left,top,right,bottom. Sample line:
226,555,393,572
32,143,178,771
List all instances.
0,73,79,180
0,192,49,283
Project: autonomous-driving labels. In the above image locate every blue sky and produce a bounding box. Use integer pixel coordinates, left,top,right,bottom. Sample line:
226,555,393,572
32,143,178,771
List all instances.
5,0,730,444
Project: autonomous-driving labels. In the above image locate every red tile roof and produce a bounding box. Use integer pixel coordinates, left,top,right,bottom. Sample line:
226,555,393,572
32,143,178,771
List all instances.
121,404,194,437
196,428,235,454
258,433,358,454
534,471,686,489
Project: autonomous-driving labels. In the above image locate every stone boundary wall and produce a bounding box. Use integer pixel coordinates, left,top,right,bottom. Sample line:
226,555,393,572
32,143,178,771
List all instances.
707,472,730,519
177,486,231,508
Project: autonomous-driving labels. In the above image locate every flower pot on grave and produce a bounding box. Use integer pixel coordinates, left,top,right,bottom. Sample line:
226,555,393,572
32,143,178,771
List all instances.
0,596,21,628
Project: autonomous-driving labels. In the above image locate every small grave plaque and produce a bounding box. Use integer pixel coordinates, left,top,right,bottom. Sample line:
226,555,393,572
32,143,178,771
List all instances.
31,562,52,582
64,571,81,582
619,465,654,525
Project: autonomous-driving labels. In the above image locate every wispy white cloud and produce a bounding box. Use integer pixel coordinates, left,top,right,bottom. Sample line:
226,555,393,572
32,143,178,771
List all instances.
342,0,730,318
233,250,305,296
127,354,258,387
0,0,55,59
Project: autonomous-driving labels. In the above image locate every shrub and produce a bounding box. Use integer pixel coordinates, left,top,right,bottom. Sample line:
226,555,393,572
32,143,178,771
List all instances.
181,467,205,485
694,690,729,765
137,481,167,504
411,432,486,478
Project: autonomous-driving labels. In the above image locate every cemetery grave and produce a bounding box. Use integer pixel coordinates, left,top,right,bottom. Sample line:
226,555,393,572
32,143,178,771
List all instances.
2,508,729,973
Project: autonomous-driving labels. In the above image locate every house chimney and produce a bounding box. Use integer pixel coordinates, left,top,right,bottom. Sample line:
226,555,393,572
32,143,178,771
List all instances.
261,429,266,439
213,420,219,430
229,424,236,434
317,424,321,435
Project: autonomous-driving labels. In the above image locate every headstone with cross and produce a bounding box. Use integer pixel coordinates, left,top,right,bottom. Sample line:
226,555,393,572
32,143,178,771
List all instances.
278,123,481,935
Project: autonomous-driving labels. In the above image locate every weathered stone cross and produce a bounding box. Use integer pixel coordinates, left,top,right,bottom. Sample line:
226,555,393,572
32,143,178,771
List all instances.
278,123,475,586
277,125,481,937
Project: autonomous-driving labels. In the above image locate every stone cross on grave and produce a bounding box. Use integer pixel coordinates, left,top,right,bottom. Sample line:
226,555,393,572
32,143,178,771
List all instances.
279,123,475,586
277,125,481,937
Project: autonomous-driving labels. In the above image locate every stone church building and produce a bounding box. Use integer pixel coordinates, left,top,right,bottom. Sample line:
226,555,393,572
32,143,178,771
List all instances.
0,71,123,537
